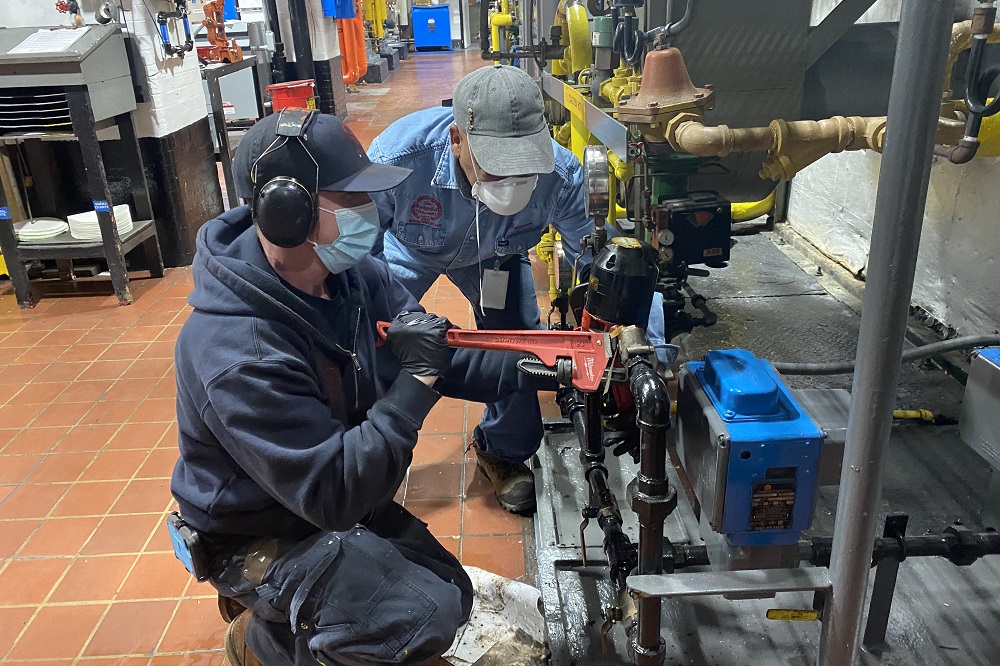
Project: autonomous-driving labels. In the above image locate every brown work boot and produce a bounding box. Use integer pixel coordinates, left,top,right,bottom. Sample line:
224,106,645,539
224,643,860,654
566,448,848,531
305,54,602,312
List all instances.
223,610,264,666
470,436,536,515
218,593,248,623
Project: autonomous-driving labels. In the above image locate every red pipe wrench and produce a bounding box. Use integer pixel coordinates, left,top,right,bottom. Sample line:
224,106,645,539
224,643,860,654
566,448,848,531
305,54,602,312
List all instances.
376,322,613,392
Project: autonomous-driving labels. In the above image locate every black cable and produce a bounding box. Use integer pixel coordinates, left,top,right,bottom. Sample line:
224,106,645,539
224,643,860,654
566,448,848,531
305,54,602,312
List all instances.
527,0,545,72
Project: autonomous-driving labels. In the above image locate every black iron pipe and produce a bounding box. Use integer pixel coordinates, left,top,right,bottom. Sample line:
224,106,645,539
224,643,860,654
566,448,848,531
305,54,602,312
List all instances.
806,530,1000,568
560,389,636,590
627,356,672,666
670,529,1000,571
630,360,670,498
590,476,635,589
664,543,710,569
645,0,696,45
287,0,316,82
585,392,605,464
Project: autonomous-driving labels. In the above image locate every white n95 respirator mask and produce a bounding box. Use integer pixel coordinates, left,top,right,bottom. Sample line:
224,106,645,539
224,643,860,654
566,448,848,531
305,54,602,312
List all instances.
471,175,538,216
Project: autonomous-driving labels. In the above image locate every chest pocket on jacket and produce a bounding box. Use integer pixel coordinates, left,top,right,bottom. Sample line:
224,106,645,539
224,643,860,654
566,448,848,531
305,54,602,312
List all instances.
496,223,544,257
394,195,447,251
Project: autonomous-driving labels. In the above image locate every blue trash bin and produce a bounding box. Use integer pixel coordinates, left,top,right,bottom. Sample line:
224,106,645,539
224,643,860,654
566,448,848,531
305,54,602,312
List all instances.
412,6,453,51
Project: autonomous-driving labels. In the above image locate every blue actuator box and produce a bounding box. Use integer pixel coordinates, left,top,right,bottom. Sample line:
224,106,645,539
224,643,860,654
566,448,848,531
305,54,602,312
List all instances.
676,349,825,547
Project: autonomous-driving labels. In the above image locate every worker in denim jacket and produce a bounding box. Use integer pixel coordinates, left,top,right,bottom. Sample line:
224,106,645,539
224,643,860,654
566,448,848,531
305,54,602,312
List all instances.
368,65,666,514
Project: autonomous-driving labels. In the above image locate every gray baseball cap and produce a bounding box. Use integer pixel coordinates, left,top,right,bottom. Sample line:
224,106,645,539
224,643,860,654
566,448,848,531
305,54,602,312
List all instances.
452,65,555,177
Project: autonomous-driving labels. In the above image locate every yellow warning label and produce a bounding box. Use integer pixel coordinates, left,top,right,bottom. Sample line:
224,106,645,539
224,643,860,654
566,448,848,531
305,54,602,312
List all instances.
611,237,642,249
564,83,587,121
766,609,820,622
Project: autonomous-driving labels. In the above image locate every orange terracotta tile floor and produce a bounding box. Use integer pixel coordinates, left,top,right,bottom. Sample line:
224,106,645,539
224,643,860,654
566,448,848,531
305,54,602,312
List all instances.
0,51,561,664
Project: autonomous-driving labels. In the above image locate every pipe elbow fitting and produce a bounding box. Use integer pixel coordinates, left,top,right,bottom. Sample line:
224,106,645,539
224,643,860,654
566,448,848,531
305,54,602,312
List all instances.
627,359,670,430
938,137,980,164
670,120,735,157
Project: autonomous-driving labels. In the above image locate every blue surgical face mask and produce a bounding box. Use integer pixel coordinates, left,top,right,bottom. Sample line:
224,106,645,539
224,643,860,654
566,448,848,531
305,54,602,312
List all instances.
312,201,380,274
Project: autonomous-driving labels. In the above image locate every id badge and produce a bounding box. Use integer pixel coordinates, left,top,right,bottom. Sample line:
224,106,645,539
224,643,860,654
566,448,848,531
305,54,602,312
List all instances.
481,268,509,310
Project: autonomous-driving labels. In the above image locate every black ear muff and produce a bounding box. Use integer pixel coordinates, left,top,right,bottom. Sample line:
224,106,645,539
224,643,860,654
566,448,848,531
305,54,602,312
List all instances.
255,177,316,248
249,108,320,248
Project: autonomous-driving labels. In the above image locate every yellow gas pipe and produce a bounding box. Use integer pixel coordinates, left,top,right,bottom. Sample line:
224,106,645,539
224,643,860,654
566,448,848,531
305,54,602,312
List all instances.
535,226,561,302
731,192,775,222
599,66,638,106
552,0,592,79
490,0,514,53
606,151,632,228
363,0,387,40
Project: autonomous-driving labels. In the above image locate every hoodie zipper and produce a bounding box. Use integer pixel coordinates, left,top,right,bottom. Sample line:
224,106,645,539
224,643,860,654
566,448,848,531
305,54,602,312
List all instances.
350,306,362,411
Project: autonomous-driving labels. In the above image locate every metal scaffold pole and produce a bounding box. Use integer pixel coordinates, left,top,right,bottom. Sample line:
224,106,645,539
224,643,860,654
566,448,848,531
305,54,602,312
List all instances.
817,0,957,664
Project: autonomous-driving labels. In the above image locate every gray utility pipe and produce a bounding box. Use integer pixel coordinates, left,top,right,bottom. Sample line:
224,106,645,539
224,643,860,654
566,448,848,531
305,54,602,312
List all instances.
772,334,1000,375
816,1,956,665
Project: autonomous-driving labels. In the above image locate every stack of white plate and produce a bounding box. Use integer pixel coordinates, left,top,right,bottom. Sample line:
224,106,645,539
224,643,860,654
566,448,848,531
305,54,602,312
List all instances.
14,217,68,241
67,204,133,241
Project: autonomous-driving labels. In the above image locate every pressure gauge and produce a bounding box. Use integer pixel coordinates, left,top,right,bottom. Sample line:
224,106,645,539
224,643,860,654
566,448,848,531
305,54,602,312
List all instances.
583,145,610,221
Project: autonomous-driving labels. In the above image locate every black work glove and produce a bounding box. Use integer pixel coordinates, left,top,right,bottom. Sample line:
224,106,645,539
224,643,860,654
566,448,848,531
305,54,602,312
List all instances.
387,311,453,377
603,412,641,463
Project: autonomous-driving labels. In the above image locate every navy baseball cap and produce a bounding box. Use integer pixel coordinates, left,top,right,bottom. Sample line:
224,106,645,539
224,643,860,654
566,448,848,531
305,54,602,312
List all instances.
233,110,410,200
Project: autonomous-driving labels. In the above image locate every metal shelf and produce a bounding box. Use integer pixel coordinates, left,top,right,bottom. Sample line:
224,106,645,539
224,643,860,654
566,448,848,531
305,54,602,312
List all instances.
14,218,156,259
0,25,163,308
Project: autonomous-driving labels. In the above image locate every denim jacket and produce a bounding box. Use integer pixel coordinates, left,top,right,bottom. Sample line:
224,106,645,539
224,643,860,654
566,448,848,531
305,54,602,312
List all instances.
367,106,669,357
367,106,591,275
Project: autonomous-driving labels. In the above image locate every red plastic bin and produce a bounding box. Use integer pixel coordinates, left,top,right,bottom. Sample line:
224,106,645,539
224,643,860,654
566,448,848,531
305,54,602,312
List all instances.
267,80,317,112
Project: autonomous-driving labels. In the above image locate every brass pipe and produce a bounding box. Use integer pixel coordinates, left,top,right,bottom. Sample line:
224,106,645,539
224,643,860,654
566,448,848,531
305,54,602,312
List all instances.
666,113,773,157
667,114,887,180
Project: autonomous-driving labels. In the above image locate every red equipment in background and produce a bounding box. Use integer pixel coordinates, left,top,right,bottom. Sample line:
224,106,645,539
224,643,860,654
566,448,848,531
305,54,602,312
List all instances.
198,0,243,63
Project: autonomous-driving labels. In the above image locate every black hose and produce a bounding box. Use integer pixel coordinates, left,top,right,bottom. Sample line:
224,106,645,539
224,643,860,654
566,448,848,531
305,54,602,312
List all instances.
941,8,1000,164
966,41,1000,118
613,14,644,67
771,334,1000,375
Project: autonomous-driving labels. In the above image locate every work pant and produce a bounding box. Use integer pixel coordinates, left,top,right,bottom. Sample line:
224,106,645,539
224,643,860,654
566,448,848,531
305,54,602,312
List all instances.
384,246,545,465
209,502,473,666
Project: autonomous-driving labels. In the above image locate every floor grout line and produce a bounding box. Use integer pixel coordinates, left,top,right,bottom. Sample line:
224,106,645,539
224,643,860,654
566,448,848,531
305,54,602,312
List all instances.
0,310,179,661
70,438,165,665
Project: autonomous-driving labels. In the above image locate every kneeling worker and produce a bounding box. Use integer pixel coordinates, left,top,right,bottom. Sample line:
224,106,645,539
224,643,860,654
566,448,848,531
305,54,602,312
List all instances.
367,65,667,514
169,109,554,666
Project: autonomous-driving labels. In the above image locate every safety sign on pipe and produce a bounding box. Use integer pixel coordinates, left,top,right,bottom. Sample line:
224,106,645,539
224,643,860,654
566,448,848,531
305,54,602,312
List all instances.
563,83,587,122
